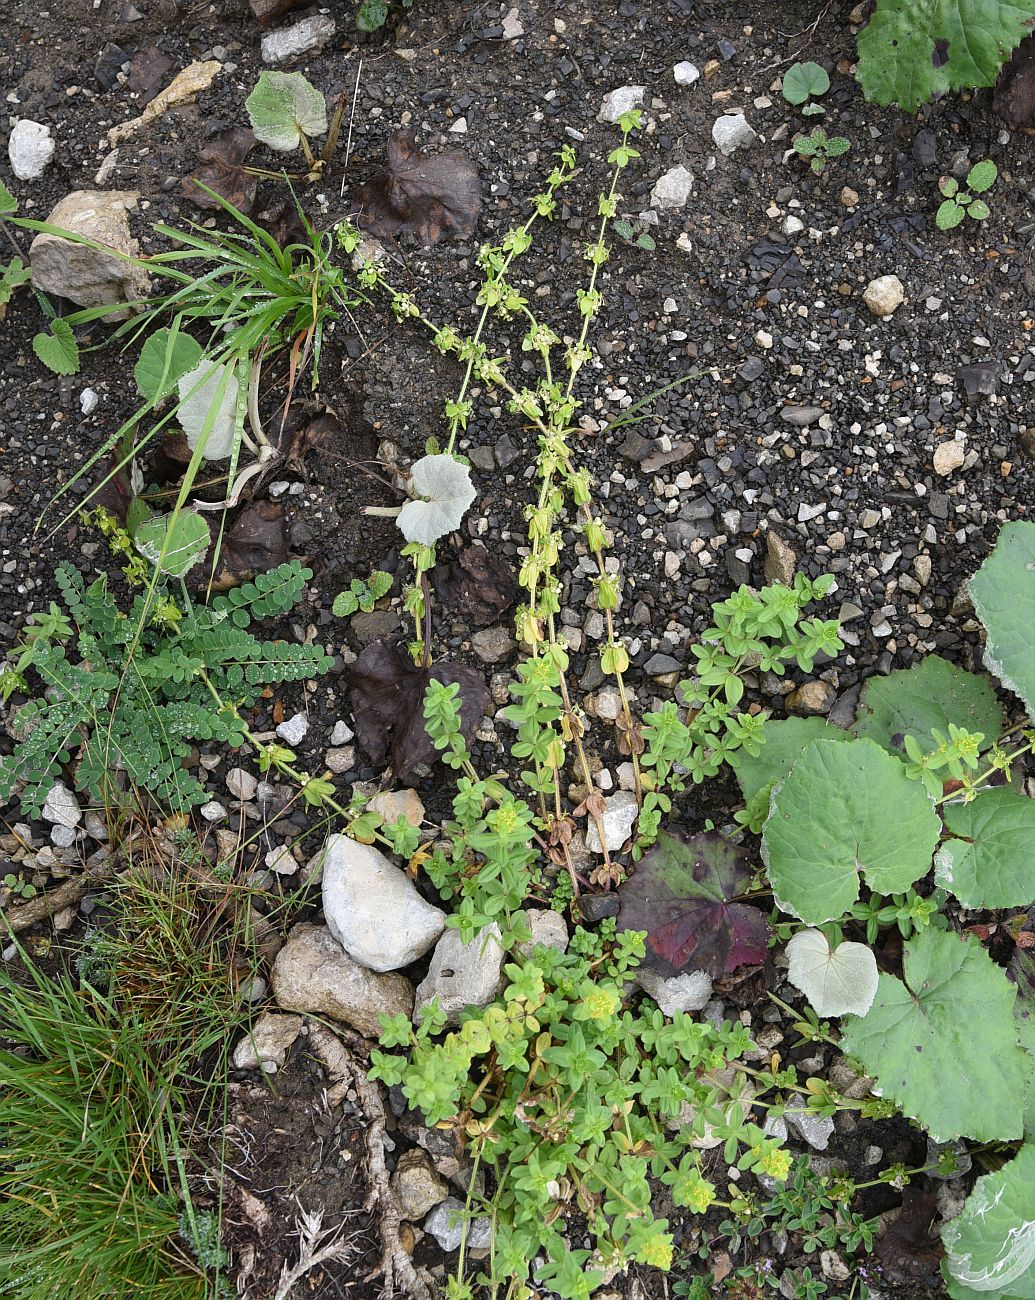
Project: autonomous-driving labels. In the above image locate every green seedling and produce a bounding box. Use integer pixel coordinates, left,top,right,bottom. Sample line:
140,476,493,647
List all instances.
782,61,830,113
936,159,997,230
793,127,850,174
332,569,392,617
0,255,31,319
612,218,657,252
2,873,36,900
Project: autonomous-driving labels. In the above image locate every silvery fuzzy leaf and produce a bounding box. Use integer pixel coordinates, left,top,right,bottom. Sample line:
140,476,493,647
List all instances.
786,928,879,1018
177,359,239,460
397,455,476,545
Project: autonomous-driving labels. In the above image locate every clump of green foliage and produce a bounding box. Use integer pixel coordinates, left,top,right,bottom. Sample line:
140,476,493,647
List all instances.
936,159,998,229
793,127,850,175
0,559,331,817
332,569,392,616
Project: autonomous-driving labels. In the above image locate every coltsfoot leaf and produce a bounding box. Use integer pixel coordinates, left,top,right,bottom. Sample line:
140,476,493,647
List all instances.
969,520,1035,718
942,1143,1035,1297
245,71,328,153
936,787,1035,909
786,928,879,1018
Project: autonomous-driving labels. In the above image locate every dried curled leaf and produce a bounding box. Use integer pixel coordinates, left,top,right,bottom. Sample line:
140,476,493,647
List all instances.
434,543,517,626
347,638,489,784
354,130,481,246
183,127,258,214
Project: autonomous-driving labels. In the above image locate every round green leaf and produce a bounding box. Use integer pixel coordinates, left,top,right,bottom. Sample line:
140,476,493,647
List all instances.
936,788,1035,909
730,716,849,802
942,1143,1035,1297
762,738,941,924
134,511,211,578
969,520,1035,718
32,319,80,376
969,199,991,221
966,160,998,194
852,654,1003,759
841,928,1029,1142
783,61,830,105
135,327,204,403
786,929,879,1018
938,200,965,229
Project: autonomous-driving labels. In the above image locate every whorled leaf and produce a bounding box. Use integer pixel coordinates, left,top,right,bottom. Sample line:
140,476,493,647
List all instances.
935,787,1035,909
785,928,879,1018
840,928,1030,1143
616,829,771,980
969,520,1035,719
941,1143,1035,1298
762,737,941,924
397,455,477,546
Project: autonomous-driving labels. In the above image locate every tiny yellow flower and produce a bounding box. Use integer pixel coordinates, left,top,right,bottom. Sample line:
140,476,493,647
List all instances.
687,1178,716,1213
639,1232,674,1270
582,986,621,1022
760,1147,792,1181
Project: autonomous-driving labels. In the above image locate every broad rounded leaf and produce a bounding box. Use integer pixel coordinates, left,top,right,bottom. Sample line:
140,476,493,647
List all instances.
852,654,1003,758
762,738,941,924
967,160,999,193
857,0,1035,111
730,716,849,802
936,788,1035,909
783,61,830,104
970,521,1035,718
135,327,204,403
942,1144,1035,1297
397,455,477,546
177,359,239,461
841,928,1029,1142
1009,947,1035,1142
134,510,211,578
616,830,771,979
785,929,878,1018
245,71,328,153
32,319,80,376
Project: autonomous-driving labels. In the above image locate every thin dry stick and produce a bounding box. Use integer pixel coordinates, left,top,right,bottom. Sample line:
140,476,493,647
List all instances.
2,857,116,933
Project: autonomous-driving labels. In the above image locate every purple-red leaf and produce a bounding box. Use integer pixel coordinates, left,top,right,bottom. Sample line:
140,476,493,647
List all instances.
347,639,489,785
354,130,481,246
616,830,771,979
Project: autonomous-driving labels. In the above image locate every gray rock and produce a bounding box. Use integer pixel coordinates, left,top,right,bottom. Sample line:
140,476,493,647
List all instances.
226,767,258,801
598,85,645,124
30,190,150,311
784,1103,835,1150
674,60,700,86
392,1149,449,1220
764,532,797,585
516,908,569,958
260,14,336,64
712,113,757,155
424,1197,493,1253
738,356,765,382
863,274,905,318
276,712,308,745
586,790,638,853
501,6,524,39
322,837,445,972
925,1136,972,1180
42,781,81,828
635,967,713,1016
650,164,694,211
79,388,100,415
330,720,354,746
232,1011,304,1071
200,801,227,822
960,362,999,401
470,625,516,663
779,405,823,427
51,824,76,848
415,924,505,1024
271,923,414,1037
644,652,680,676
9,120,54,180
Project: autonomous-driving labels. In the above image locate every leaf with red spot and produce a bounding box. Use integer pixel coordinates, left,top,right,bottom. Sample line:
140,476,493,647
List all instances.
616,830,771,979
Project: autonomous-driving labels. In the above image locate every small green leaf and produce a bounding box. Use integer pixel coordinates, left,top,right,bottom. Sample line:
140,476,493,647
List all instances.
245,71,328,153
782,61,830,105
135,327,205,403
841,928,1029,1142
939,176,960,197
825,136,851,157
33,319,80,376
612,219,633,240
969,520,1035,717
937,199,966,230
356,0,389,31
134,511,211,578
941,1143,1035,1296
936,788,1035,909
762,738,941,924
966,159,998,193
636,233,657,251
800,102,826,116
968,198,990,221
0,180,18,215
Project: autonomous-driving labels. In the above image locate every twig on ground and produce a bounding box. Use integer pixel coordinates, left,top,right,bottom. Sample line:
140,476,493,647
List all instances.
1,858,116,933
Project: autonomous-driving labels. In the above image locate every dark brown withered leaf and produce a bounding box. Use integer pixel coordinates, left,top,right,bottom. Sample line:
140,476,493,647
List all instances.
874,1186,941,1282
256,198,308,249
434,543,517,626
183,128,258,214
248,0,305,23
218,501,288,579
994,35,1035,131
354,130,481,246
347,638,489,785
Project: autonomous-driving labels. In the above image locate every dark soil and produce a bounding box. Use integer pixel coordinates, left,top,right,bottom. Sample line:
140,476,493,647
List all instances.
1,0,1033,1297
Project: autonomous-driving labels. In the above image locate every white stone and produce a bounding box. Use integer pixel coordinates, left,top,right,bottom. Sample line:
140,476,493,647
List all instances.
501,6,524,39
226,766,258,801
516,908,569,958
414,924,505,1024
232,1011,303,1072
635,967,713,1016
650,164,693,211
598,85,645,124
265,846,297,875
933,440,966,476
712,113,757,156
79,388,99,415
42,781,81,828
330,720,353,745
586,790,638,853
200,801,227,822
276,712,308,745
8,120,54,181
673,61,700,86
425,1197,493,1253
368,788,425,828
782,215,804,236
260,14,336,64
785,1103,835,1150
863,274,905,318
448,117,468,134
322,836,445,972
30,190,150,311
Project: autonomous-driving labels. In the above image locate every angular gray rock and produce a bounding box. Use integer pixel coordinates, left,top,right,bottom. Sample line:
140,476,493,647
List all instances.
30,190,150,310
424,1196,493,1253
598,85,645,123
673,61,700,86
391,1148,450,1220
635,967,713,1016
271,923,414,1037
232,1011,303,1071
650,164,694,211
712,113,757,156
42,781,81,829
8,120,54,181
587,789,638,853
322,837,445,972
260,14,336,64
516,908,569,959
415,924,505,1024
